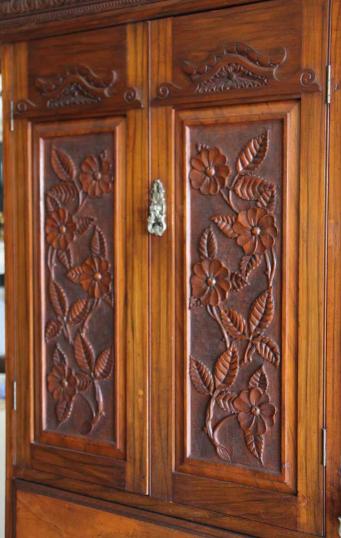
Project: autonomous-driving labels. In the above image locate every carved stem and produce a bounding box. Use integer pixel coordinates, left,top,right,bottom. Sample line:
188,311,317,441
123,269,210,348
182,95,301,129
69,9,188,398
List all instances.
79,392,96,421
220,189,238,213
205,388,236,459
242,339,253,364
207,305,230,348
90,381,105,432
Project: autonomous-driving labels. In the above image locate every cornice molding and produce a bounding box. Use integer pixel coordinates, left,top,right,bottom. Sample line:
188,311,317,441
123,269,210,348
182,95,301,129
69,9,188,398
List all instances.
0,0,154,17
0,0,268,40
0,0,160,37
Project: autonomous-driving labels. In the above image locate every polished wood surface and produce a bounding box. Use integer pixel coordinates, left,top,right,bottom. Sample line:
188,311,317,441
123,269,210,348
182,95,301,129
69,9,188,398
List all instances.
16,488,239,538
2,0,340,536
326,0,341,536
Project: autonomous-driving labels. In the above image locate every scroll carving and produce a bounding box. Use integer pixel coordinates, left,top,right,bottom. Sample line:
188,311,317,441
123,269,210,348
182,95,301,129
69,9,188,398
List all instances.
182,43,286,95
14,65,142,115
189,132,280,465
44,144,115,435
35,65,117,109
155,42,321,102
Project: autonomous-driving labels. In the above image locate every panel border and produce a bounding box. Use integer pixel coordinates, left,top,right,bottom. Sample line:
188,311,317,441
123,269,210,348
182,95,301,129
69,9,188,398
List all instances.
174,101,299,494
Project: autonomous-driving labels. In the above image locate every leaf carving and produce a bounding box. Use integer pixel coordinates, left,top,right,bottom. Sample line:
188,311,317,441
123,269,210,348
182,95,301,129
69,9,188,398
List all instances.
67,265,83,284
199,227,218,260
234,176,274,206
56,398,74,424
91,226,107,258
220,308,246,339
76,371,91,391
68,298,90,325
253,336,280,367
49,278,68,318
57,248,73,270
76,216,95,235
46,194,59,212
249,366,268,392
248,288,274,335
230,272,248,291
94,348,113,380
214,345,239,388
211,215,237,238
74,332,95,373
240,254,261,276
45,319,62,341
244,431,264,462
189,357,214,396
47,182,78,206
236,131,269,174
216,390,236,413
257,185,276,212
51,147,76,182
216,444,231,462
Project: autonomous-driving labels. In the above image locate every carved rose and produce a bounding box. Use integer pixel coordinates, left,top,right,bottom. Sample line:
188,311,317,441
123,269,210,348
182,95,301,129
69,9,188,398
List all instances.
233,387,276,435
80,150,113,197
191,259,231,306
47,363,77,403
68,256,111,299
45,207,76,250
232,207,277,254
189,147,230,195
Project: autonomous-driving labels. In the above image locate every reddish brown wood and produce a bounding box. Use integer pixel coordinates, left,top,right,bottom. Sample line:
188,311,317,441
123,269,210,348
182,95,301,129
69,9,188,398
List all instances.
326,1,341,536
0,0,272,43
176,102,297,493
150,1,328,535
2,0,339,536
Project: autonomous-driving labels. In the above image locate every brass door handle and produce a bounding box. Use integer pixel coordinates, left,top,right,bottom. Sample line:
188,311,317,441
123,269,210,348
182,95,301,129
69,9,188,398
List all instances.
147,179,167,237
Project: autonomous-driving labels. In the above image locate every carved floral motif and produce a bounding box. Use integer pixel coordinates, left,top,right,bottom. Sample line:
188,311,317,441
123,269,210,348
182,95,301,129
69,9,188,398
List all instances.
35,65,117,109
45,144,114,434
189,146,231,195
189,130,280,465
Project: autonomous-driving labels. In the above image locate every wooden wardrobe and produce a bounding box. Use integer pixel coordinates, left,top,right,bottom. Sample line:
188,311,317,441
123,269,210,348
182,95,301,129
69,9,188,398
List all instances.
1,0,340,536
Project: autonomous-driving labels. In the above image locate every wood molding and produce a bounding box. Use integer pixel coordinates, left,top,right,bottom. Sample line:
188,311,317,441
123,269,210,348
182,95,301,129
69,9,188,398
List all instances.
0,0,270,41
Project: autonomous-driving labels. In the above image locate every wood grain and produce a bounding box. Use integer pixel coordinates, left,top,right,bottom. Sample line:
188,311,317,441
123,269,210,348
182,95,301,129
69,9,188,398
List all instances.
326,0,341,536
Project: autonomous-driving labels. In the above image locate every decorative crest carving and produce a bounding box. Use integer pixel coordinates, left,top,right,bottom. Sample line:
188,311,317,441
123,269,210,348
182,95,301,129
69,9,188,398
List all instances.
182,43,286,95
35,65,117,109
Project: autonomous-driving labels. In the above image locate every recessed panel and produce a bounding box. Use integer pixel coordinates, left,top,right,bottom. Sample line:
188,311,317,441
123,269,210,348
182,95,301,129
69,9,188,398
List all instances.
33,118,125,458
176,102,298,491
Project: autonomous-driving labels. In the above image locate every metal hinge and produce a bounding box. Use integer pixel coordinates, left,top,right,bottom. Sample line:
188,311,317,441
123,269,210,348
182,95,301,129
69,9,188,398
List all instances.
13,380,17,411
326,64,332,105
10,99,14,132
322,427,327,467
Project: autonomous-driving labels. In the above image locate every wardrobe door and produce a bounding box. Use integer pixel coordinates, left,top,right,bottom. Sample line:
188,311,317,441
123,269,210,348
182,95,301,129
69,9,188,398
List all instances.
4,22,149,495
150,1,328,536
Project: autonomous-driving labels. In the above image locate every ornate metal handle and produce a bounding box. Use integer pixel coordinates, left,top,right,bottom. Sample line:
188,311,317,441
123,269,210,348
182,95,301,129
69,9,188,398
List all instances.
147,179,167,237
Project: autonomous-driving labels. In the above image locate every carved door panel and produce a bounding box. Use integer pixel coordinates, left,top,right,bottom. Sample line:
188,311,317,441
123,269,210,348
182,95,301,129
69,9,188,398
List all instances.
150,1,328,536
8,22,149,495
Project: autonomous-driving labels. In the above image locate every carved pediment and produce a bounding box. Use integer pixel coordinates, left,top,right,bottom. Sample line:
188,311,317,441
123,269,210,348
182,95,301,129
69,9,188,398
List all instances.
34,65,117,109
182,43,287,95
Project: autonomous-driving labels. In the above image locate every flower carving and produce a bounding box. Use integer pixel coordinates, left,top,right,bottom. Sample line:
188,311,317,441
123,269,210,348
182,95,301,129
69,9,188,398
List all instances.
80,150,113,197
45,145,114,433
233,208,277,255
67,256,111,299
45,207,76,250
191,259,231,306
47,363,77,403
234,387,276,435
190,146,231,195
189,131,281,465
